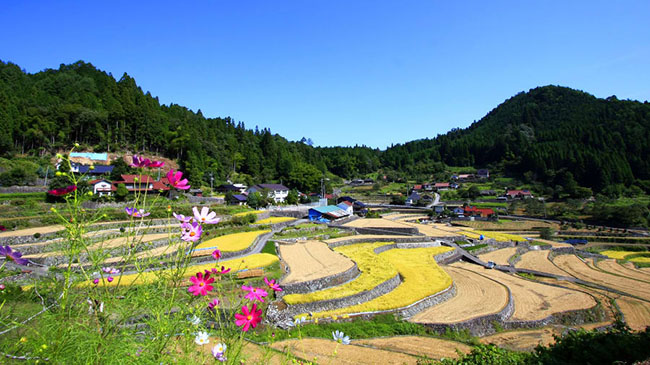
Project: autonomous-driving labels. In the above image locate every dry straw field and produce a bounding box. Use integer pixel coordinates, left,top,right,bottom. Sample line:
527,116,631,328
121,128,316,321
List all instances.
515,250,569,276
459,262,596,321
594,259,650,283
409,263,509,324
278,240,355,284
354,336,471,360
478,247,518,266
271,338,418,364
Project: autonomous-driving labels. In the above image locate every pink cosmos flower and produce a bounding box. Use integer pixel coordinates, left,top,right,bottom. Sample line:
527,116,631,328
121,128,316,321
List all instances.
0,245,29,265
0,284,5,290
208,298,220,311
166,169,191,190
234,303,262,332
148,160,164,168
102,267,120,275
130,155,151,168
173,212,192,223
107,276,114,282
211,249,221,260
188,272,214,296
205,266,231,276
48,185,77,196
193,206,221,224
0,225,6,232
241,285,268,302
264,277,283,292
93,279,99,285
125,207,150,218
181,221,202,242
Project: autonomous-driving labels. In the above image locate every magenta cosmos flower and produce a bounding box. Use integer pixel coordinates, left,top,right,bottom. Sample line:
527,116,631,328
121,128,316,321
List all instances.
173,212,192,223
211,249,221,260
48,185,77,196
208,298,220,311
0,245,29,265
181,221,202,242
193,206,221,224
264,277,283,292
130,155,151,168
188,272,214,296
148,160,164,168
234,303,262,332
125,207,150,218
166,169,190,190
241,285,268,302
0,225,6,232
205,266,231,276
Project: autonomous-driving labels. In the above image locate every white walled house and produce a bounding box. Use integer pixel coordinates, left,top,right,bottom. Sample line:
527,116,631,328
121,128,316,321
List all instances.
89,179,116,196
247,184,290,203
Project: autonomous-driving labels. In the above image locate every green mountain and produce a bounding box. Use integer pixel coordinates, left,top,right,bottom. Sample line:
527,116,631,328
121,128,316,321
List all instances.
1,60,649,193
381,86,650,192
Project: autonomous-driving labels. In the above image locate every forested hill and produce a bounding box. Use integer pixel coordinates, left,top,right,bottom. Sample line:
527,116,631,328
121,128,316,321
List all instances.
382,86,650,192
0,60,382,191
1,60,649,193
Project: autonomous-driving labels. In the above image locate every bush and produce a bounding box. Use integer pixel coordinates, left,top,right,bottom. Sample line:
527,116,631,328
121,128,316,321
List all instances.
33,232,41,239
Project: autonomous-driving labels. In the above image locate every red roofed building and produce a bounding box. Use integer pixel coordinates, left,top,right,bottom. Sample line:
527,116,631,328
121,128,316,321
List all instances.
112,174,170,193
89,179,117,197
434,182,451,191
464,206,495,218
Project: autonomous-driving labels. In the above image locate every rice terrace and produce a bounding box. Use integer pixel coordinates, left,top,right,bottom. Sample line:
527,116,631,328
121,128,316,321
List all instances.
3,2,650,363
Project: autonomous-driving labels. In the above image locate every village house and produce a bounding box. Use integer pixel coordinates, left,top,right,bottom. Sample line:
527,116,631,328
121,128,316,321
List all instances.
112,174,170,194
434,182,451,191
505,189,534,199
464,205,495,218
477,169,489,179
405,191,421,206
247,183,290,203
229,194,248,206
308,205,349,222
88,179,116,197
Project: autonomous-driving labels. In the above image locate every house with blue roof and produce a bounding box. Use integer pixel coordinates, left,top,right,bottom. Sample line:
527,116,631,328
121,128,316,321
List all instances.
308,205,349,222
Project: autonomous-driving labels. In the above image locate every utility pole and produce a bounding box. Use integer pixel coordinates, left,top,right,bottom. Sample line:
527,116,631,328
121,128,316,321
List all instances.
44,166,50,186
210,172,214,193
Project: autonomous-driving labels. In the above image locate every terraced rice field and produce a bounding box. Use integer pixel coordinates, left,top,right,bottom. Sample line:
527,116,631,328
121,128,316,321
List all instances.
283,242,398,305
405,223,462,237
307,246,453,319
354,336,471,359
478,247,517,266
255,216,295,225
475,231,527,243
324,234,414,245
409,263,508,324
343,218,414,229
192,229,270,255
279,240,355,284
553,255,650,301
594,259,650,283
462,263,596,321
480,327,561,351
271,338,418,364
515,250,568,276
22,232,173,259
531,238,573,248
456,220,558,231
615,297,650,331
0,224,65,238
91,253,279,287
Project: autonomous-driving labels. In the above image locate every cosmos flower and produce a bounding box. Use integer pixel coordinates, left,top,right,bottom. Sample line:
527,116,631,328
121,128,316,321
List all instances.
264,277,282,292
173,212,192,223
234,303,262,332
166,169,190,190
205,266,231,276
211,343,227,362
193,206,220,224
241,285,268,302
208,298,220,311
148,160,164,168
48,185,77,196
211,249,221,260
181,221,202,242
188,272,214,296
0,245,29,265
125,207,150,218
102,267,120,275
189,315,201,326
194,331,209,346
332,330,350,345
0,225,6,232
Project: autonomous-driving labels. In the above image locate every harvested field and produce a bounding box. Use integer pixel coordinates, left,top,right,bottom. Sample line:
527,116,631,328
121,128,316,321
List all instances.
461,262,596,321
457,220,558,231
343,218,414,229
404,223,461,237
283,242,398,305
480,327,560,352
616,297,650,331
22,233,172,259
192,230,270,254
410,263,508,324
595,259,650,283
194,339,282,365
532,238,573,248
553,255,650,301
279,240,355,284
516,250,568,276
0,224,65,238
308,246,453,319
271,338,417,364
354,336,471,359
478,247,517,266
324,234,415,245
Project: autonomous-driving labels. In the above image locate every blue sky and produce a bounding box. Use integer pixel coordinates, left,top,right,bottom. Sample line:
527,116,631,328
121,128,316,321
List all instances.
2,1,649,148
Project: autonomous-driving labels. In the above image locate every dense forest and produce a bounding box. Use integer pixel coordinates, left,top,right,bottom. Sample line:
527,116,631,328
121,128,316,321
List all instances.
1,60,649,194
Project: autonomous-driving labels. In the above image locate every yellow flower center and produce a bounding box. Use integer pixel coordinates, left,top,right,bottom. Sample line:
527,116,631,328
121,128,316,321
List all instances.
202,217,206,221
190,232,196,237
247,315,252,321
199,282,204,287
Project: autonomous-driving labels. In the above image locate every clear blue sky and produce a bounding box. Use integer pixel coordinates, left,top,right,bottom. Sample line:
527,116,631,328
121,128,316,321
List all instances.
3,1,649,148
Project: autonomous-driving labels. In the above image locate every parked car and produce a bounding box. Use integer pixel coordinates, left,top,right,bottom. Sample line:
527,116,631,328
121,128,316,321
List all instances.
486,261,496,269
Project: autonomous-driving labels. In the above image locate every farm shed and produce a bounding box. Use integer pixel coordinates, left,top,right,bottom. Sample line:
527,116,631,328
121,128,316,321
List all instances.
308,205,349,222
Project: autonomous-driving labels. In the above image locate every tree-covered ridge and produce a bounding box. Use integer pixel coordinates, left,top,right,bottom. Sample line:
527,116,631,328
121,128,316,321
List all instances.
382,86,650,192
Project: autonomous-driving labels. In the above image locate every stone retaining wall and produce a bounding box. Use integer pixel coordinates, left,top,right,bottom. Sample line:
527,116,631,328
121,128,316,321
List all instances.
278,264,361,297
353,226,421,236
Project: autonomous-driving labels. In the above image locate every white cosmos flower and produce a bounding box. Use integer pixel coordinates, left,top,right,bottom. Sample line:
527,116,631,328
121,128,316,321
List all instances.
194,331,210,345
332,330,350,345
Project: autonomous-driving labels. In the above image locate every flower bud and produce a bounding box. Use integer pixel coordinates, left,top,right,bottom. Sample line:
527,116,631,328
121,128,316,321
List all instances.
55,171,62,176
74,143,80,148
